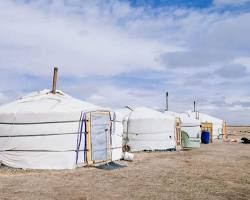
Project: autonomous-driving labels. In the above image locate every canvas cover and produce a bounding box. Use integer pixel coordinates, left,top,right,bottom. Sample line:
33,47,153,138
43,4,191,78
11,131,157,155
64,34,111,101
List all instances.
124,107,176,151
164,111,201,149
164,111,201,138
0,89,118,169
186,111,223,139
113,108,132,153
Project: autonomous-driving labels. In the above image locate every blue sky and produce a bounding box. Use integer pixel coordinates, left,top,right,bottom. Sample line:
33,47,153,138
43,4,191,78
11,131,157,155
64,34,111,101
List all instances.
0,0,250,124
128,0,213,8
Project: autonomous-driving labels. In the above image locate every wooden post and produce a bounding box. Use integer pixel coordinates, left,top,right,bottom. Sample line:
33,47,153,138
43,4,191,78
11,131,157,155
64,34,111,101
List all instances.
52,67,58,94
86,113,93,165
222,121,227,141
175,118,182,150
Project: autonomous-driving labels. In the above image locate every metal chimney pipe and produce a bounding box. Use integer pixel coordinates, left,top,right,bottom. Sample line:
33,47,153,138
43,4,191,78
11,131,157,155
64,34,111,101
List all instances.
165,92,168,111
194,101,196,112
52,67,58,94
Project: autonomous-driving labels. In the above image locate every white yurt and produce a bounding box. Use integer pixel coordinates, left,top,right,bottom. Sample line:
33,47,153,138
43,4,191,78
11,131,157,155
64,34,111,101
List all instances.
179,113,201,138
0,89,119,169
164,111,201,138
186,111,224,139
114,107,132,151
164,111,201,148
110,107,132,160
123,107,176,151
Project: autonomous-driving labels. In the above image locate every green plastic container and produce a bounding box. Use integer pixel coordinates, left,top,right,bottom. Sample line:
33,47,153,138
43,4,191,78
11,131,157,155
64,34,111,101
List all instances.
181,131,200,149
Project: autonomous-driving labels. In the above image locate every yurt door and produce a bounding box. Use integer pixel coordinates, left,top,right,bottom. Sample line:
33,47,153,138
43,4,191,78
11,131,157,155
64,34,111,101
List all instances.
86,111,111,164
201,122,213,143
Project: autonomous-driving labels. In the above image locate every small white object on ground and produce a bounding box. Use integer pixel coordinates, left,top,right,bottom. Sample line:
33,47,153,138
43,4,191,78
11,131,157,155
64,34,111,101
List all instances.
123,152,134,161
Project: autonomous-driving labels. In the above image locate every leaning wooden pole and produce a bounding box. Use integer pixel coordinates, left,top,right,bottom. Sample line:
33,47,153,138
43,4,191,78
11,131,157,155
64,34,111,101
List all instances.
222,121,227,141
52,67,58,94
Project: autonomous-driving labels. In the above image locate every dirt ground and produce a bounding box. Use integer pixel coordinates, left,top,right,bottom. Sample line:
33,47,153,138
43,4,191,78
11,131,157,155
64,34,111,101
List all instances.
0,127,250,200
227,126,250,140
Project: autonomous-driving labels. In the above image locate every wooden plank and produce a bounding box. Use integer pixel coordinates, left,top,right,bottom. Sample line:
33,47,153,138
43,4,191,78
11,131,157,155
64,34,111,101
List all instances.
222,121,227,141
86,111,112,165
86,113,93,165
175,118,182,149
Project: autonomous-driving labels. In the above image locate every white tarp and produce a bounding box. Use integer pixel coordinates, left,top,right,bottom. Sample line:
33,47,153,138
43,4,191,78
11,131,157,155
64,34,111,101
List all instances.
123,107,176,151
0,89,119,169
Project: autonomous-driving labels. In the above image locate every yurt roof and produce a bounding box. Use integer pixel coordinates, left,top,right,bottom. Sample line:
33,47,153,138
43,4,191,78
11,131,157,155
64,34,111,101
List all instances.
163,111,180,118
186,111,223,124
0,89,102,114
115,107,132,121
130,107,175,121
164,111,200,126
179,113,201,126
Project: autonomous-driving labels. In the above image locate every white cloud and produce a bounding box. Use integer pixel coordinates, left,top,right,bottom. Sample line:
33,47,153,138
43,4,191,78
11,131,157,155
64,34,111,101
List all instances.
86,85,163,109
0,93,4,100
0,1,179,77
0,0,250,125
199,104,219,111
229,105,244,111
0,92,9,104
225,96,250,104
233,57,250,72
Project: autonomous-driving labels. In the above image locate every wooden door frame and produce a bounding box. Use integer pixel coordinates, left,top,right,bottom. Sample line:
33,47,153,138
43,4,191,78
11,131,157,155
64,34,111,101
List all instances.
85,111,112,165
201,122,213,143
175,118,182,149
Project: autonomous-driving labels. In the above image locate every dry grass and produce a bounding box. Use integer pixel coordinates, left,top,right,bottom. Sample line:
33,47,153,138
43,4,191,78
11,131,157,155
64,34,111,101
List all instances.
0,127,250,200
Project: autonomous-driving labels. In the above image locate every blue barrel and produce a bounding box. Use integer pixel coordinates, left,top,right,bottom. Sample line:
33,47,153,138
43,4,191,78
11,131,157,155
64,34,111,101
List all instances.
201,131,210,144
